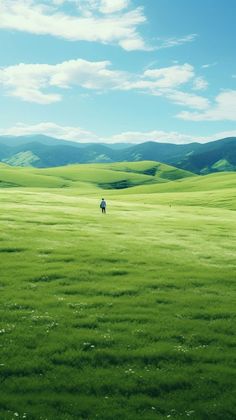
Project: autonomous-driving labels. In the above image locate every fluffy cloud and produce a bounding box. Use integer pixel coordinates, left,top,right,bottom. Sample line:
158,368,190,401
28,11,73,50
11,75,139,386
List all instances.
192,76,208,91
1,122,236,144
121,63,195,92
165,90,210,110
109,130,198,144
60,0,130,14
0,59,211,113
0,122,98,141
177,90,236,121
0,59,128,104
109,129,236,144
0,1,199,51
0,0,148,50
95,0,130,14
143,63,195,88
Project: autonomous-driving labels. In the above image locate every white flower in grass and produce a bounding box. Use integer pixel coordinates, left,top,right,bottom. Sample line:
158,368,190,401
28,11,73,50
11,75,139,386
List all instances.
186,410,195,416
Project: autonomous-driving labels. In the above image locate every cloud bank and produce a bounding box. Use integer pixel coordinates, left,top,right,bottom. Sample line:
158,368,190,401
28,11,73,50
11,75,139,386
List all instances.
0,0,198,51
177,90,236,121
0,0,148,50
0,59,210,113
1,122,236,145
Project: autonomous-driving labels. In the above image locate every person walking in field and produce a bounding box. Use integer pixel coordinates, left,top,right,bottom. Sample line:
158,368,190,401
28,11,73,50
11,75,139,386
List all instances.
100,198,106,214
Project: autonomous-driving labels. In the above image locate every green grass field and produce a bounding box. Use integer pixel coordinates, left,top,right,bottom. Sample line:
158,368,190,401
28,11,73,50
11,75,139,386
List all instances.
0,162,236,420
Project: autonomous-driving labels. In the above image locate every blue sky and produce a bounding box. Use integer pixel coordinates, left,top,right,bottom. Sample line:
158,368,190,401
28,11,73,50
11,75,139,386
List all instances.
0,0,235,143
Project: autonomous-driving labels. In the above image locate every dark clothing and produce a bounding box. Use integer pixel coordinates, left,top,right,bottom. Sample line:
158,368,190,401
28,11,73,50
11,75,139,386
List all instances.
100,199,106,213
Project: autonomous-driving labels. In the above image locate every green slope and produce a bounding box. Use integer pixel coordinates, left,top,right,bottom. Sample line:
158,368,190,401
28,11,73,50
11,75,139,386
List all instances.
3,151,40,167
0,163,70,188
1,162,235,211
107,161,194,180
211,159,235,172
113,171,236,211
119,171,236,194
0,161,195,190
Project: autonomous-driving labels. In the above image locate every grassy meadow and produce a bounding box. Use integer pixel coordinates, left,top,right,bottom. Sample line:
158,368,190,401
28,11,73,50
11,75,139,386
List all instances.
0,161,236,419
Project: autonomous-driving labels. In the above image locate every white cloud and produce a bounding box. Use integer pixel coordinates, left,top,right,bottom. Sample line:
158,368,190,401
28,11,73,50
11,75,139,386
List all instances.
1,122,236,145
0,122,98,141
0,59,128,104
70,0,130,14
109,130,197,144
0,58,215,115
0,60,205,106
192,76,208,91
0,0,148,50
143,63,195,88
119,36,149,51
108,129,236,144
98,0,130,14
120,64,205,107
0,1,199,51
165,90,210,110
201,62,217,69
177,90,236,121
156,34,197,50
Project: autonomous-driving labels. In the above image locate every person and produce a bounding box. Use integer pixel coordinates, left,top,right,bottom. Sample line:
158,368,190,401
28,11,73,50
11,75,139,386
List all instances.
100,198,106,214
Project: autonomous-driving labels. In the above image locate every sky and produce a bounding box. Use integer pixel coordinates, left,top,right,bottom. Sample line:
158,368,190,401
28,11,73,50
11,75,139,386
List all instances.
0,0,235,144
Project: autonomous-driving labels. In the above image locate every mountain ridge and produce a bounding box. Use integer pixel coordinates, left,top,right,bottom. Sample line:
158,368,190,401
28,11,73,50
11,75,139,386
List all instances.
0,135,235,174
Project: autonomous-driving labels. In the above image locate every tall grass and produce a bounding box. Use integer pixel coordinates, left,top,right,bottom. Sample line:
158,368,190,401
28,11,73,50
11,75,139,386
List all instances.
0,170,235,419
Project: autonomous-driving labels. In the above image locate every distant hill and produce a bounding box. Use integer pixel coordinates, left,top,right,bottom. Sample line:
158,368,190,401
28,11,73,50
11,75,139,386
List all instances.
173,137,236,174
0,134,82,148
0,134,235,174
0,161,195,190
0,135,132,149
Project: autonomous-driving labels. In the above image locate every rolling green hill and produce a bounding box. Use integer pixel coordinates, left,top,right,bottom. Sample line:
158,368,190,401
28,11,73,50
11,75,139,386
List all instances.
0,161,195,190
0,163,70,188
1,160,236,211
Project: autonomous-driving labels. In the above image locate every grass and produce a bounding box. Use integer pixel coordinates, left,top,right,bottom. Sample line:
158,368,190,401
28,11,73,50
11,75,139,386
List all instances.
0,162,236,419
0,161,195,189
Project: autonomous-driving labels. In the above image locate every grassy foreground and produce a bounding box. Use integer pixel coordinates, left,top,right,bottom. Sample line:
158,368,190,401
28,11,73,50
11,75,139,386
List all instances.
0,164,236,420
